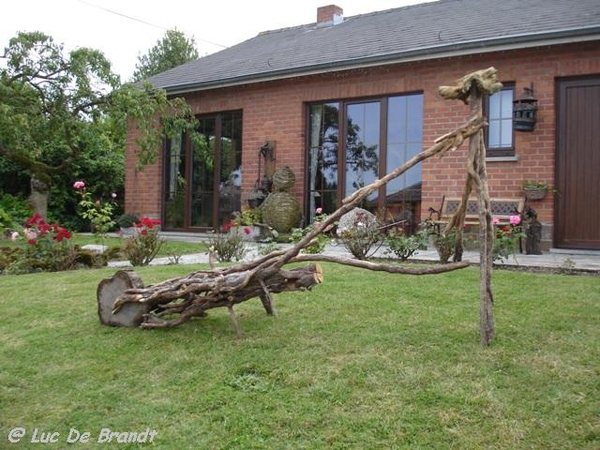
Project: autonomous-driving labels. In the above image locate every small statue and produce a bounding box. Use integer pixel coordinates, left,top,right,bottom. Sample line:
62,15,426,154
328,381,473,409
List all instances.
524,206,542,255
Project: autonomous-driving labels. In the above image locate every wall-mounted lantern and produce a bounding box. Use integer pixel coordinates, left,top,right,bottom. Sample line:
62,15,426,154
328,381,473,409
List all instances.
513,83,538,132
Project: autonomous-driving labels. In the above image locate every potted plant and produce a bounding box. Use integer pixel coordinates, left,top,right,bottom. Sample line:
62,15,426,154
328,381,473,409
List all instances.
522,180,549,201
231,208,263,241
116,213,140,236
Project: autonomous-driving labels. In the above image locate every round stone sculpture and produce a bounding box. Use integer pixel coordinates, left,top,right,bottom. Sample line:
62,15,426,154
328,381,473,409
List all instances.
336,207,379,235
261,191,303,233
271,166,296,192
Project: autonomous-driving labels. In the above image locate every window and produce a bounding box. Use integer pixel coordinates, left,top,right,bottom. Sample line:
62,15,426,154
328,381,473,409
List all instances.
307,93,423,225
163,111,242,230
486,84,514,157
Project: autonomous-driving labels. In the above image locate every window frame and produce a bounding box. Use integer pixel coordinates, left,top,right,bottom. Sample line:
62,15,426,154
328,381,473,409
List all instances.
485,83,515,158
305,92,424,223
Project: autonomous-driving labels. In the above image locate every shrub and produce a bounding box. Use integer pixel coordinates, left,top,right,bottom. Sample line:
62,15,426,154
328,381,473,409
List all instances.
74,181,117,241
290,209,333,254
206,229,247,262
384,227,429,261
0,194,31,230
4,213,77,274
422,220,457,263
123,217,163,266
493,215,525,262
338,223,383,260
116,213,140,229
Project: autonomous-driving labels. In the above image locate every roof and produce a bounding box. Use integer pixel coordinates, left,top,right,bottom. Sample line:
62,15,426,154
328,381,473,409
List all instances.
148,0,600,94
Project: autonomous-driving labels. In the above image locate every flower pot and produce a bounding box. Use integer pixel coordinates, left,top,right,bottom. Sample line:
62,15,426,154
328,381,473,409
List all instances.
524,187,547,201
231,225,261,241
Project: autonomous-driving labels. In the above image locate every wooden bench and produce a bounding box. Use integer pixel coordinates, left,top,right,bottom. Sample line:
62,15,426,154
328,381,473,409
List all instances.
430,196,525,227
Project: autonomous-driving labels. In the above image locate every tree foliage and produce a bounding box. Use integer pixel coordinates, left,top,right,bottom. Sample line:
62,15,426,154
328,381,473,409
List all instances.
0,31,199,219
132,29,199,82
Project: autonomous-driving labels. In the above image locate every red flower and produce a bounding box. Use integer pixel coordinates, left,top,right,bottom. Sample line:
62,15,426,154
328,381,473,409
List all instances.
243,227,251,235
25,213,42,227
223,222,232,232
27,239,36,245
141,229,148,236
37,220,51,235
138,217,161,229
52,227,72,242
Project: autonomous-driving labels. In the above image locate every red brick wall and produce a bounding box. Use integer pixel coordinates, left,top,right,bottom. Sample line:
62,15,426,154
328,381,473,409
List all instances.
124,119,162,217
125,41,600,235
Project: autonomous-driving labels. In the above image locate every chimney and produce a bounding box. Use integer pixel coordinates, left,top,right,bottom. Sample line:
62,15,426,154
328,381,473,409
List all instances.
317,5,344,25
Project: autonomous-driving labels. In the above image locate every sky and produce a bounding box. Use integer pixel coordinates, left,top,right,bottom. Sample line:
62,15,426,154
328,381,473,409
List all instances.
2,0,435,81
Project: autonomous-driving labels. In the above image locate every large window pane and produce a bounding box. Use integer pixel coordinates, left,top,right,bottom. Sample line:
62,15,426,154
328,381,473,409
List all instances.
345,102,380,204
386,95,423,198
487,86,514,152
218,112,242,227
191,118,215,228
307,102,339,221
164,132,186,229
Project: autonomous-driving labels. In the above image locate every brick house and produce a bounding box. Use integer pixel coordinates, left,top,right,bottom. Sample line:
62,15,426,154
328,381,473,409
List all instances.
126,0,600,251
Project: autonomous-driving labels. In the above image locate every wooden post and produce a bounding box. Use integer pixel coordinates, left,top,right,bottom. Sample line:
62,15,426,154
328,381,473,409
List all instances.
439,67,502,346
468,87,495,346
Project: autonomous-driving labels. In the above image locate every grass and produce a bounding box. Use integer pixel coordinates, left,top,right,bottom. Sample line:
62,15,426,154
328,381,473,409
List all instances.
1,233,207,260
1,264,599,449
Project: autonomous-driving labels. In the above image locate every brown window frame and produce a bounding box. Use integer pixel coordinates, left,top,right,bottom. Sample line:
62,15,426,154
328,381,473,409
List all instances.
485,83,515,158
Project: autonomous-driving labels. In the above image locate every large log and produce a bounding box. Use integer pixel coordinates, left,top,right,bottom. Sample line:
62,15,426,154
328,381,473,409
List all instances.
97,263,323,334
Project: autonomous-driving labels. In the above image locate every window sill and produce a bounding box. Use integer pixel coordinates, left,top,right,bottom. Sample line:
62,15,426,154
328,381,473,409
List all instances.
486,155,520,163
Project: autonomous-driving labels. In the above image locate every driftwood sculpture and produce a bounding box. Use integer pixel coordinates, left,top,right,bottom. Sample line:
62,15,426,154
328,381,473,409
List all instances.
98,67,501,345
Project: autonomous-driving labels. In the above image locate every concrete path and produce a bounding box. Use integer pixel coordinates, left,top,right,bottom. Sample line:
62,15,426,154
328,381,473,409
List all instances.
107,232,600,275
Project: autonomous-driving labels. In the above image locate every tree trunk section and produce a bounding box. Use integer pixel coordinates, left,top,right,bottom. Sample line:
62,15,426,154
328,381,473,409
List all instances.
30,175,49,220
99,264,323,332
97,270,148,327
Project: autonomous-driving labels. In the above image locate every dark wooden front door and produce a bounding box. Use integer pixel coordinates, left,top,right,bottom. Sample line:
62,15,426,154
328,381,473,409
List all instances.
555,76,600,250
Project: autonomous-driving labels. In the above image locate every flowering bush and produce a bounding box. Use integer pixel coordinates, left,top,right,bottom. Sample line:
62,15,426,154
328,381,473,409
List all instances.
384,227,429,261
337,210,382,260
123,217,163,266
207,226,248,262
5,213,77,273
74,180,116,242
290,208,333,254
492,215,525,262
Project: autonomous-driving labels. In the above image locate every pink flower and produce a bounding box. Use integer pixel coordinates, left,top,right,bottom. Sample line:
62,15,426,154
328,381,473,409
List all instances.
10,231,19,241
24,228,37,240
243,227,251,235
509,215,521,225
73,181,85,190
492,217,500,225
316,207,323,215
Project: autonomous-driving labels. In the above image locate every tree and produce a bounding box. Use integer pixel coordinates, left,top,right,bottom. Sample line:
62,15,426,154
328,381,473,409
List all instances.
132,29,199,82
0,31,198,219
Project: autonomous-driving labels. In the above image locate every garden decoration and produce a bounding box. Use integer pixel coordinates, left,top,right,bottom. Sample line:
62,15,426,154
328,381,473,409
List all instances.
98,67,500,346
261,166,303,233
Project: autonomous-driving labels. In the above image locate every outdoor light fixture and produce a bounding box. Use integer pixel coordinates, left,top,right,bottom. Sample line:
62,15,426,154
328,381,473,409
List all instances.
513,83,538,132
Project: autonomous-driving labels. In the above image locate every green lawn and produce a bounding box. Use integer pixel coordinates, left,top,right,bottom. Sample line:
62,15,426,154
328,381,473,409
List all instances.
1,264,598,449
1,234,207,261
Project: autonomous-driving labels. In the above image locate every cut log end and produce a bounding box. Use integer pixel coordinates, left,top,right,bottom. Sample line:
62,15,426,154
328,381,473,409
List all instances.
97,270,148,327
314,263,324,284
